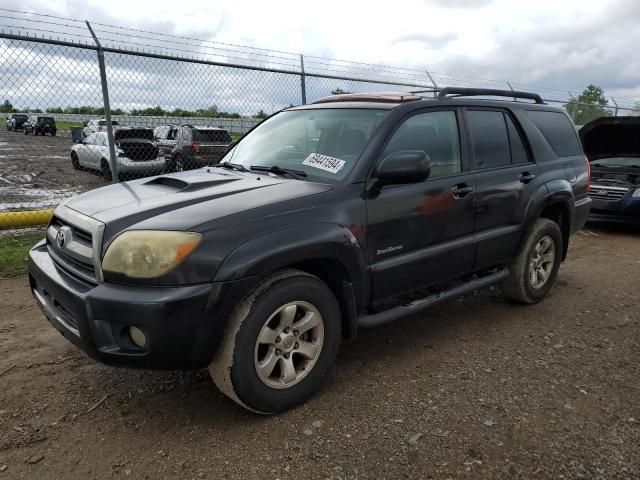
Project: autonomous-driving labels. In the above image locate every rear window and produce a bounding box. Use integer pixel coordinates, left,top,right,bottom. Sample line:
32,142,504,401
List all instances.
527,110,582,157
14,115,27,120
98,120,119,126
115,129,153,140
38,117,54,123
192,129,232,143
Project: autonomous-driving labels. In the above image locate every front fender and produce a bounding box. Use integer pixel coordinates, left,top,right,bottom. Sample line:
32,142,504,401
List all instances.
214,222,367,287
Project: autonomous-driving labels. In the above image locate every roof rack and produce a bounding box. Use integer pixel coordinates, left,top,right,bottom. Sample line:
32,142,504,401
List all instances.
312,93,422,104
436,87,544,104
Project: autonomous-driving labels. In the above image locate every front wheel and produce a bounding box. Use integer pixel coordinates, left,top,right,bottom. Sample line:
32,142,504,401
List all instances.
210,270,341,414
71,152,80,170
501,218,563,304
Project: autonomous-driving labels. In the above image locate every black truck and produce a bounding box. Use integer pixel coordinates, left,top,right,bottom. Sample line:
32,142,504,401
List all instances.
28,88,591,414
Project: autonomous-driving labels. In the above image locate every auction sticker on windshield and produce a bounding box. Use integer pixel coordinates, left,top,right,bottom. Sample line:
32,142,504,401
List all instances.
303,153,346,174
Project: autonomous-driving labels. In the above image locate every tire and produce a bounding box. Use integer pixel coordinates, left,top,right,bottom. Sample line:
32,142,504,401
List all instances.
172,156,185,172
101,160,112,181
71,152,80,170
210,269,341,414
501,218,563,304
24,129,29,135
51,130,56,136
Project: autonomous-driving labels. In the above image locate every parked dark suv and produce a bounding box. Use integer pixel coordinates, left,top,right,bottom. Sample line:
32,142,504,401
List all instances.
163,125,233,171
28,88,591,414
23,115,57,136
6,113,28,131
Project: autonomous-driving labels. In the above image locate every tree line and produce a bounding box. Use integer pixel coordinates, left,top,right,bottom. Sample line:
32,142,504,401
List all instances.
0,100,269,119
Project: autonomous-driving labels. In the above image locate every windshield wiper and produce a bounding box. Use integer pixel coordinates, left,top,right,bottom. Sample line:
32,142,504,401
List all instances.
213,162,250,172
250,165,307,180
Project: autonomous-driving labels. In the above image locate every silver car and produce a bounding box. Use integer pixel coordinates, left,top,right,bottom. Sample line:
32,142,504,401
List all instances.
70,129,165,180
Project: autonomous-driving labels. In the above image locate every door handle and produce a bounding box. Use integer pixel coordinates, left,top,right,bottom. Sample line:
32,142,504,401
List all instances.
452,184,474,199
519,172,536,184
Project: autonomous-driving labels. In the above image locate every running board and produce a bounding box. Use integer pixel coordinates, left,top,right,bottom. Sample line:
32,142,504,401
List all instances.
357,269,509,328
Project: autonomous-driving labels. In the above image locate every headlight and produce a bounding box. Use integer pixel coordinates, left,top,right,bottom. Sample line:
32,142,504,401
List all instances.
633,188,640,198
102,230,202,278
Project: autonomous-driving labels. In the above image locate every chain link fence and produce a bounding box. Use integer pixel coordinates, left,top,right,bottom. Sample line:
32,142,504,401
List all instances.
1,9,638,228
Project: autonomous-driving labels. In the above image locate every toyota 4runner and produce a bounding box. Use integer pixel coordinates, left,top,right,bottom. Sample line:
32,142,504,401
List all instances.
28,88,592,414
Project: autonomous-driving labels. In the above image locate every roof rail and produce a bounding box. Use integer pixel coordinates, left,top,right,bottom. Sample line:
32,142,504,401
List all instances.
437,87,544,104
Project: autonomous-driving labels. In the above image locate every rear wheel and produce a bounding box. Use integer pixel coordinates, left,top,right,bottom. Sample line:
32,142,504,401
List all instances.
24,129,29,135
51,130,56,136
501,218,563,304
210,270,341,414
101,160,112,181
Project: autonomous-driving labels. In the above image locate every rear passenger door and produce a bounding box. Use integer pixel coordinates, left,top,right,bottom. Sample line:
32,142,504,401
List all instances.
464,108,540,269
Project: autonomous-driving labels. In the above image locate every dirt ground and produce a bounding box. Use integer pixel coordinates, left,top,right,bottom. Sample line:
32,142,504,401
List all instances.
0,224,639,480
0,128,105,211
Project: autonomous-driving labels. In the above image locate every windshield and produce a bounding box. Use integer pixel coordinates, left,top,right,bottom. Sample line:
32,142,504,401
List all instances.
590,157,640,168
223,108,388,182
99,120,119,126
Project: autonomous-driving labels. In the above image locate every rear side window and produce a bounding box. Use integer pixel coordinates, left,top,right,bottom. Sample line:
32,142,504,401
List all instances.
466,110,511,169
526,110,581,157
192,129,232,143
505,115,529,164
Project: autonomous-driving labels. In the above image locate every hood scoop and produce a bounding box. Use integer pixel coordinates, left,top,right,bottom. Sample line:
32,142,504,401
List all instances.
144,175,240,192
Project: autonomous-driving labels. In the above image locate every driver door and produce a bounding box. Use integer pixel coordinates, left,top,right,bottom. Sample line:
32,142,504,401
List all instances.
367,109,477,300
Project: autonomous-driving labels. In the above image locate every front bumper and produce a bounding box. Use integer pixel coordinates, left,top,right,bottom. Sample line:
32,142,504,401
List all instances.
589,195,640,224
28,240,257,369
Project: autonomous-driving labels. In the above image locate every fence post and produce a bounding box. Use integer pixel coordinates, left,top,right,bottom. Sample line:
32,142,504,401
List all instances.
567,92,578,123
610,97,619,117
425,70,438,97
300,54,307,105
86,20,118,183
506,81,517,102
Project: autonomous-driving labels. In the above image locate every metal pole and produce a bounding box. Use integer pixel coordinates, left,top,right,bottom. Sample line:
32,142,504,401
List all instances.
86,20,118,183
567,91,578,123
425,70,438,97
300,54,307,105
610,97,619,117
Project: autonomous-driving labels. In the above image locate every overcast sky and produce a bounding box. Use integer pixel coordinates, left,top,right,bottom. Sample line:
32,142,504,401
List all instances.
2,0,639,109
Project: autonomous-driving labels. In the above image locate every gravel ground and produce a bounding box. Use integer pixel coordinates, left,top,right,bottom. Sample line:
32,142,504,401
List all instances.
0,224,639,479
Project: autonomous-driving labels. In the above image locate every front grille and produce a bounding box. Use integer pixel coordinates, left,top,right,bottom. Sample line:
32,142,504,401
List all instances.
47,215,98,284
589,185,630,201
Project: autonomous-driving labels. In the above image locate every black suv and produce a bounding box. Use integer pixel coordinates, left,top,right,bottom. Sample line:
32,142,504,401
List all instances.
23,115,57,136
28,88,591,414
6,113,28,131
161,125,233,171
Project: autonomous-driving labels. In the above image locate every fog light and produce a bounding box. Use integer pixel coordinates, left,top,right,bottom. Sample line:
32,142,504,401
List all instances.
129,326,146,348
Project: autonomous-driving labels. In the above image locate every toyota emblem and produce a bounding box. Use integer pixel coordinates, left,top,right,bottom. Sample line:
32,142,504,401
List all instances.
56,229,66,248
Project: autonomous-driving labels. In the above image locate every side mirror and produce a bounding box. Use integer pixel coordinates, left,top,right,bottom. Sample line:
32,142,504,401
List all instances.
376,150,431,185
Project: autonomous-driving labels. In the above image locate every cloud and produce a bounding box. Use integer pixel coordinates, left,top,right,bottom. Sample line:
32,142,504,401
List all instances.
427,0,492,8
393,32,457,48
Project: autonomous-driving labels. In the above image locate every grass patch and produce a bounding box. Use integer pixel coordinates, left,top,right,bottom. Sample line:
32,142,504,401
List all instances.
55,121,84,132
0,232,44,278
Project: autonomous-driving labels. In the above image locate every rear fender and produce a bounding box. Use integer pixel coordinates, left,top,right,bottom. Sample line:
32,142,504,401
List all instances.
519,180,574,257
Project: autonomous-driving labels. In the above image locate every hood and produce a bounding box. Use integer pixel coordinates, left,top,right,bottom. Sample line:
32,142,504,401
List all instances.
580,116,640,160
64,169,334,233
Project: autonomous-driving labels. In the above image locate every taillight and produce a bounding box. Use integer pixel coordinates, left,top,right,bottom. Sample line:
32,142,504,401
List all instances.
188,142,200,153
584,155,591,192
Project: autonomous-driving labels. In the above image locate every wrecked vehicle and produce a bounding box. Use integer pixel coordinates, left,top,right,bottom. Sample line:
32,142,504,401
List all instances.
581,116,640,224
29,88,591,414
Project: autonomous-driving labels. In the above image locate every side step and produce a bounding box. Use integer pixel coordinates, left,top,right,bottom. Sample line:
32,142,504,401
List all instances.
357,269,509,328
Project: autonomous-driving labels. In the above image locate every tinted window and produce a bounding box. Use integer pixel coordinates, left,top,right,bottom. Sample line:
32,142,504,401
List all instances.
192,129,232,143
527,110,581,157
467,110,511,169
383,111,461,177
505,115,529,164
98,120,119,126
